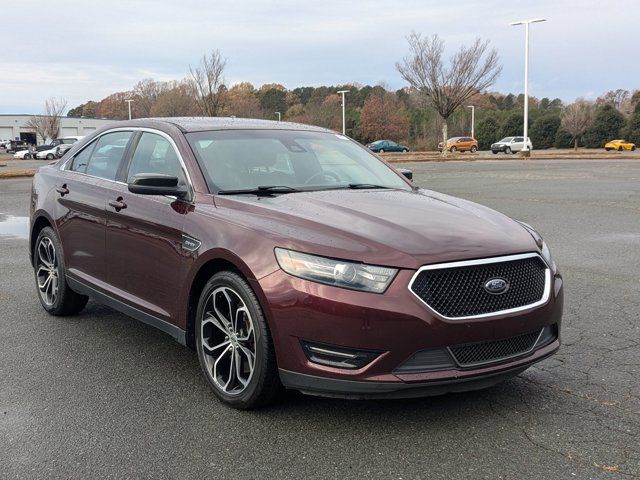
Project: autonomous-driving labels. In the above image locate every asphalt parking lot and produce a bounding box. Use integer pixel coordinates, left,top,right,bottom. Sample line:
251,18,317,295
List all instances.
1,159,638,479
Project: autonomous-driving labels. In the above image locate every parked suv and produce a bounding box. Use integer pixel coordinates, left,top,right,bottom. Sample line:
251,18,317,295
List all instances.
491,137,533,154
438,137,478,153
30,118,562,409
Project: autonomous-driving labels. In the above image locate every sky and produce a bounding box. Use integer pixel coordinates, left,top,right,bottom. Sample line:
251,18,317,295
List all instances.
1,0,638,114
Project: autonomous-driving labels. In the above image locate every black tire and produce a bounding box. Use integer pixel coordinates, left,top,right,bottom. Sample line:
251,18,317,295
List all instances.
24,153,32,159
605,148,611,151
492,150,498,154
618,146,623,152
379,149,385,153
46,153,54,160
632,146,636,151
33,227,88,316
195,271,282,409
505,147,512,154
470,145,478,153
450,146,457,152
402,148,408,153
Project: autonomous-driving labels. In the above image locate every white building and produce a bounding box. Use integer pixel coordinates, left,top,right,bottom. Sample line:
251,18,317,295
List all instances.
0,115,115,144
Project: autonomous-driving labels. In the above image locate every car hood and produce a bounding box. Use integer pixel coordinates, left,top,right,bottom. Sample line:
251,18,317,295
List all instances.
210,188,538,269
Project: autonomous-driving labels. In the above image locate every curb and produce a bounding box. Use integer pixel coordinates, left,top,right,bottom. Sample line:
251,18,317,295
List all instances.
0,169,36,178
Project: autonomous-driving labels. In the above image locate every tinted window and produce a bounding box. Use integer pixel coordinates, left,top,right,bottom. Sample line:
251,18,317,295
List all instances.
187,129,409,192
514,137,524,142
127,132,186,184
85,131,132,181
70,143,95,173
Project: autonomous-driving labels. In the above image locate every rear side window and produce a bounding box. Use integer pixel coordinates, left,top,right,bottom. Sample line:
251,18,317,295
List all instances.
126,132,186,184
85,131,132,181
70,143,94,173
514,137,524,142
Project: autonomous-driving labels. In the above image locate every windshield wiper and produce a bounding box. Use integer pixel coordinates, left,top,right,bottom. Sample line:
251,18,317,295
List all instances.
218,185,301,195
346,183,393,190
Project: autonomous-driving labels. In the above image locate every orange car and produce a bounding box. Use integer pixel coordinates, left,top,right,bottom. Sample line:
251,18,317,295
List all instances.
438,136,478,153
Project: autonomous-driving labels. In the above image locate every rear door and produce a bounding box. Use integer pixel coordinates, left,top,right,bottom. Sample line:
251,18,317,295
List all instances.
55,130,134,286
104,130,191,323
513,137,524,151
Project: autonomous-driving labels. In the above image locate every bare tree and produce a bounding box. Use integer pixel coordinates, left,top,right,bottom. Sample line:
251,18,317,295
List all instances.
561,101,594,151
189,50,227,116
25,98,67,143
25,116,48,144
396,33,501,154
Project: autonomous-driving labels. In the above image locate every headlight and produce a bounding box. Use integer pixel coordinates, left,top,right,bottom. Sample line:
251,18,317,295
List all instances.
275,248,397,293
515,220,557,272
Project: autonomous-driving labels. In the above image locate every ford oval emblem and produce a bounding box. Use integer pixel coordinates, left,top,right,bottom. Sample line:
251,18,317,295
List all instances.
484,278,509,295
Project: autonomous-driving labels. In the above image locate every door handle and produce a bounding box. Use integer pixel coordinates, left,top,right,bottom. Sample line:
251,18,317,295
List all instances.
55,184,69,196
108,198,127,211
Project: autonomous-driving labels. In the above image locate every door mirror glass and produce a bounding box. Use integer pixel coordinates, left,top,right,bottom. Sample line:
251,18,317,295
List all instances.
398,168,413,180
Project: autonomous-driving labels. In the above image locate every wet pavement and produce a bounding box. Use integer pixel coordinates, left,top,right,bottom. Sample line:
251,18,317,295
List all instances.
0,160,639,479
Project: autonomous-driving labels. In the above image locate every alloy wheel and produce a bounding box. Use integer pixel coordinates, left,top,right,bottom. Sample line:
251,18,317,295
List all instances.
200,286,256,395
36,236,58,306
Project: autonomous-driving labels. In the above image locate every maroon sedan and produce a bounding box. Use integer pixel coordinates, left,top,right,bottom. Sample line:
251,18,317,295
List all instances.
29,118,562,409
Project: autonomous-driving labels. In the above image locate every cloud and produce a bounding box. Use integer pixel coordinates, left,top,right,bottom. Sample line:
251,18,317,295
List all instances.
1,0,638,112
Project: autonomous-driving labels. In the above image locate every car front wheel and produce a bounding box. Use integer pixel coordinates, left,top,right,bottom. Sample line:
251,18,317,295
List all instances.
450,146,457,152
33,227,88,315
196,271,282,409
46,153,54,160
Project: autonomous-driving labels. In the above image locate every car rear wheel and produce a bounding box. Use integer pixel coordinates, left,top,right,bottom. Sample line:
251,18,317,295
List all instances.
34,227,88,315
632,146,636,151
505,147,512,154
196,271,282,409
618,146,623,152
470,145,477,153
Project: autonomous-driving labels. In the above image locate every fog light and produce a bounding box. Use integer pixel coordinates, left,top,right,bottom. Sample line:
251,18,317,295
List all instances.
300,340,381,369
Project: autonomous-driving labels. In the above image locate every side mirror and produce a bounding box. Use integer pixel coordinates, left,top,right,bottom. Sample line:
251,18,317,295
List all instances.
128,173,187,197
398,168,413,181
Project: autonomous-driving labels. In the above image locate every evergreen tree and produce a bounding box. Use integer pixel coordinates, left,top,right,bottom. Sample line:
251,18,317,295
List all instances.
530,114,561,149
583,104,625,147
476,117,500,150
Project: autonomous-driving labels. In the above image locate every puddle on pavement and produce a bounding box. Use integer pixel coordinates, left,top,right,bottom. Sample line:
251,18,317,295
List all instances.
0,214,29,240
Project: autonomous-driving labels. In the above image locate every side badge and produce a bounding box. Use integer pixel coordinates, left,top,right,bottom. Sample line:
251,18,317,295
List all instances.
182,234,201,252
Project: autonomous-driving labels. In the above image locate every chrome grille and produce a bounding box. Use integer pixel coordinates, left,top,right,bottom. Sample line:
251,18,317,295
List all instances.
409,253,549,319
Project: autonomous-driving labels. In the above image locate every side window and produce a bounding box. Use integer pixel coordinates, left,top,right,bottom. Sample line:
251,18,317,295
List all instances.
70,143,95,174
514,137,524,142
85,131,132,181
127,132,186,184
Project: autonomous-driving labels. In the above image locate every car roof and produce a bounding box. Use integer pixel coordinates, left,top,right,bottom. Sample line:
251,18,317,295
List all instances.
104,117,335,134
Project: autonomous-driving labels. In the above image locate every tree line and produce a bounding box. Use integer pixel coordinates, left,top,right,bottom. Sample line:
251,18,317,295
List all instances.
65,44,640,151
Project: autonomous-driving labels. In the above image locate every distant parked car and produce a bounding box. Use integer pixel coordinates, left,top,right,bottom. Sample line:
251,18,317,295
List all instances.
36,137,83,160
438,137,478,153
491,137,533,154
366,140,409,153
56,136,84,158
13,149,34,159
604,139,636,151
6,140,27,153
0,139,12,149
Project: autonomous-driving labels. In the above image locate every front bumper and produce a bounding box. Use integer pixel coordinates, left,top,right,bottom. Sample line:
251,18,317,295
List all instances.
258,268,564,397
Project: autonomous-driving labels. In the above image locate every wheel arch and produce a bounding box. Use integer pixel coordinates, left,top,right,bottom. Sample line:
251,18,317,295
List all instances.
30,212,55,266
184,250,275,350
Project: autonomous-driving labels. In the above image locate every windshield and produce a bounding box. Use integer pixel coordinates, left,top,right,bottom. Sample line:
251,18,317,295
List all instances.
187,130,410,193
499,137,514,142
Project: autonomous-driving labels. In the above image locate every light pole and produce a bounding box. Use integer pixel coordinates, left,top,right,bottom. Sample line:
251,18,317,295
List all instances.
125,99,134,120
510,18,546,153
467,105,475,139
337,90,349,135
275,111,281,121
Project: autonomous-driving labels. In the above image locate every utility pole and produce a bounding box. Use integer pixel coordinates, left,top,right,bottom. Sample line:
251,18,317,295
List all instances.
337,90,349,135
467,105,475,139
510,18,546,154
125,99,134,120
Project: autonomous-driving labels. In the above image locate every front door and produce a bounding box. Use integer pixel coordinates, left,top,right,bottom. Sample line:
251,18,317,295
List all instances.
105,131,190,323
